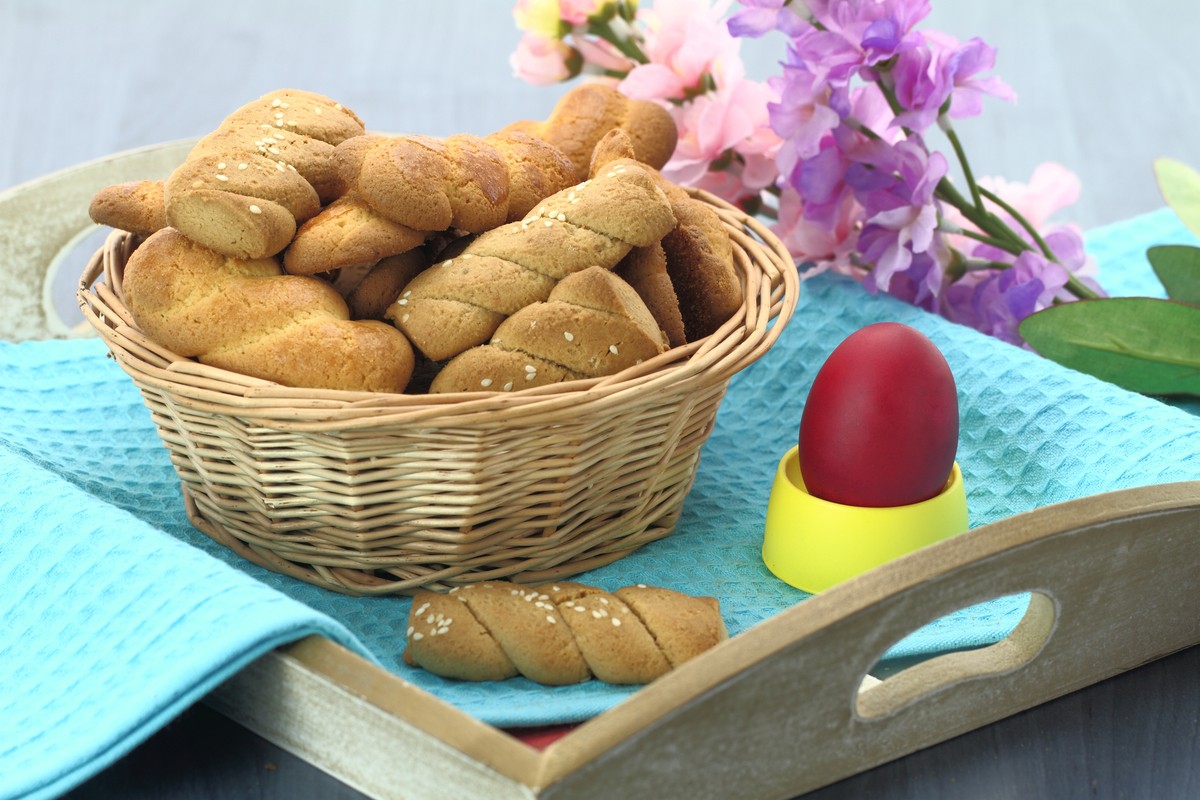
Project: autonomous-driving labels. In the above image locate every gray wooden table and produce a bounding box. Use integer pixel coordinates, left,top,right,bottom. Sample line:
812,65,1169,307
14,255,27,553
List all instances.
4,1,1198,797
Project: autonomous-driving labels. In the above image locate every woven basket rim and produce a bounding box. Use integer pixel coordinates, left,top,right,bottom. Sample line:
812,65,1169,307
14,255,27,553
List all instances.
78,188,800,431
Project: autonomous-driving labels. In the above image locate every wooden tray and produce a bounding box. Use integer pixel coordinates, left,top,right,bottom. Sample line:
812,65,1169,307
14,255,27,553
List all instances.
3,143,1198,799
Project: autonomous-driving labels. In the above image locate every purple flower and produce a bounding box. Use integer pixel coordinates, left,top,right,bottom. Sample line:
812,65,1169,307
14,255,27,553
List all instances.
943,252,1070,345
890,31,1015,131
767,66,841,165
727,0,811,38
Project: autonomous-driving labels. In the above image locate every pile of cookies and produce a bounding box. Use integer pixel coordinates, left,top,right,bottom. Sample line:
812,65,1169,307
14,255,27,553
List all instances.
89,86,744,395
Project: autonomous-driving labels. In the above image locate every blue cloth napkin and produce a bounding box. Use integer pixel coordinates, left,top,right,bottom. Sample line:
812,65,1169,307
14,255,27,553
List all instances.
2,209,1198,798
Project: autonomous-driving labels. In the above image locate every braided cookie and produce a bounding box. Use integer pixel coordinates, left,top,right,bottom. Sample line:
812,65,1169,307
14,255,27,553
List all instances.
429,266,668,393
121,229,415,393
501,83,679,180
332,130,578,236
387,161,676,362
163,89,367,260
590,129,743,342
403,581,727,685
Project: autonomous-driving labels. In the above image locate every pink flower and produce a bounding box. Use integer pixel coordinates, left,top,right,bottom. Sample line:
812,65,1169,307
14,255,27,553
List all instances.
620,0,743,101
773,184,861,271
574,36,637,74
663,77,781,203
511,33,578,86
974,161,1081,232
559,0,610,26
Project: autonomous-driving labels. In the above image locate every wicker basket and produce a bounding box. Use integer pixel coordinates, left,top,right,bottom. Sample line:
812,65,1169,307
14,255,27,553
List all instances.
77,190,799,596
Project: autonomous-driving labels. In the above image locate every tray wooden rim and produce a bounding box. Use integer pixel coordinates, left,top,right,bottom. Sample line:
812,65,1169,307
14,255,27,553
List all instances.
207,479,1200,798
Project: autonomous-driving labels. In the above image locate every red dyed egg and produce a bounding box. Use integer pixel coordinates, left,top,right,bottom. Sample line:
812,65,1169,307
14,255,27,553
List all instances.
799,322,958,508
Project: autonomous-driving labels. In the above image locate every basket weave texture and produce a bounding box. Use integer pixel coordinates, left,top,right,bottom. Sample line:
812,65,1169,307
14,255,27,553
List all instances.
78,190,799,596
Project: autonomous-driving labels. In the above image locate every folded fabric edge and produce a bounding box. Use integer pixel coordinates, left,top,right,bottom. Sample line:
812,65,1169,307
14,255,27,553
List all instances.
19,626,344,800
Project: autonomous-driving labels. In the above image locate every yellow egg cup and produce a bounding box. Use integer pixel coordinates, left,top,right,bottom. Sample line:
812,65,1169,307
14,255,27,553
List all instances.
762,446,969,593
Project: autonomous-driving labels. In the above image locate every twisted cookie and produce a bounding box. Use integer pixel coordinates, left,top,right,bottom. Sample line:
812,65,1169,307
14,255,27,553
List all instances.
403,581,727,685
163,89,367,259
501,83,679,180
387,161,676,362
121,229,415,393
590,129,743,342
429,266,669,393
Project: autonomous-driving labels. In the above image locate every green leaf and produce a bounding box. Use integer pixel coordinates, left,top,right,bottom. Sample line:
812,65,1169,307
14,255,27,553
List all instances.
1154,158,1200,239
1018,298,1200,397
1147,245,1200,304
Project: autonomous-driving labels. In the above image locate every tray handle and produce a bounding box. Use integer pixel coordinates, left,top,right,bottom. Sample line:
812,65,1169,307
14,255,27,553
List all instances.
540,481,1200,799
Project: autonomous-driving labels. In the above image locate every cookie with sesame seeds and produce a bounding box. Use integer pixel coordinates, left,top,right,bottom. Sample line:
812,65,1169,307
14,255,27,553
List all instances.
589,129,743,342
400,580,726,685
190,126,346,203
483,130,579,221
283,196,425,276
163,188,298,262
344,249,430,321
402,589,519,682
221,89,366,147
166,152,321,222
428,267,667,394
527,162,676,247
390,165,675,363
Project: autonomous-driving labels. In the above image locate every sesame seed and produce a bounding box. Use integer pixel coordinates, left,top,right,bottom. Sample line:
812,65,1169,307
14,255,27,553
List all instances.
599,598,609,605
406,626,414,636
217,162,226,169
592,609,604,619
544,220,553,227
606,171,616,178
287,120,298,127
249,204,262,214
275,120,284,127
415,602,430,616
238,163,248,170
480,378,493,387
273,132,285,140
437,626,450,635
503,381,513,391
274,111,284,119
524,365,536,374
314,107,323,115
442,259,453,268
271,98,282,107
280,102,290,109
397,298,408,306
563,331,574,342
426,614,435,624
268,145,281,154
401,313,410,323
276,161,286,171
547,615,557,624
511,589,520,595
552,585,561,591
215,174,228,181
412,632,424,640
609,344,619,355
574,606,585,612
636,584,647,589
556,213,566,221
612,617,622,627
403,290,412,297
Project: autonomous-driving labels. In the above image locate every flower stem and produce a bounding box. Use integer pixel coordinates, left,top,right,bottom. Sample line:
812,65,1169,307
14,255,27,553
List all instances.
977,185,1058,261
588,18,648,63
938,115,984,211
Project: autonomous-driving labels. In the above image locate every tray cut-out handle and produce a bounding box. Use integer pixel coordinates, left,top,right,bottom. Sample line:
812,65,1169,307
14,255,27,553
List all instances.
856,590,1057,720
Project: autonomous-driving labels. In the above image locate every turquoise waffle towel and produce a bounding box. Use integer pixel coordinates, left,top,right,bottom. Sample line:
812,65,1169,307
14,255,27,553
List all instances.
2,209,1198,799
